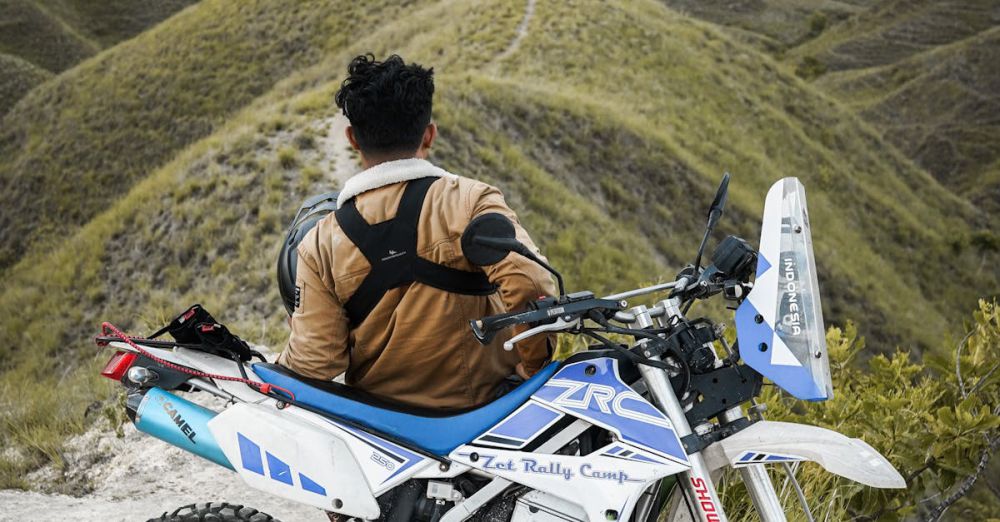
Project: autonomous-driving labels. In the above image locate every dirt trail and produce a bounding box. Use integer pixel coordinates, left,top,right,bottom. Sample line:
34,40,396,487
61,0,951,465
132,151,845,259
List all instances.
319,113,359,187
493,0,536,64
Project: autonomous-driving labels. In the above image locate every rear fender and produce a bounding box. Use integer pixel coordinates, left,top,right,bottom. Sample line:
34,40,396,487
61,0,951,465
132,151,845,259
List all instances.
104,341,263,401
702,420,904,489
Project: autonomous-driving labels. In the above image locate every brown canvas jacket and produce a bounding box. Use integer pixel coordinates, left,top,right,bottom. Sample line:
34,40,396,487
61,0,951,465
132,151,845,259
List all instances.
277,158,557,409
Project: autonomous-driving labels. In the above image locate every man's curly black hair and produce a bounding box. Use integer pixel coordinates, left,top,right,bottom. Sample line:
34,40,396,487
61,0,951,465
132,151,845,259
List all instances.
335,54,435,155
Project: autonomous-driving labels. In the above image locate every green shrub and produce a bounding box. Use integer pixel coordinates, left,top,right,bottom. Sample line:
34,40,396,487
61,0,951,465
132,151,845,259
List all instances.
795,56,827,80
277,147,298,169
720,300,1000,520
807,12,828,38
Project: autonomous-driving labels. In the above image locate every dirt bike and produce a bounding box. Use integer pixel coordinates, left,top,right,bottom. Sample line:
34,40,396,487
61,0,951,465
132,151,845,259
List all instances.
97,175,904,521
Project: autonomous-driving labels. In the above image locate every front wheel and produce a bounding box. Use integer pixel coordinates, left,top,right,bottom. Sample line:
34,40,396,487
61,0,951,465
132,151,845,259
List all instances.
148,502,280,522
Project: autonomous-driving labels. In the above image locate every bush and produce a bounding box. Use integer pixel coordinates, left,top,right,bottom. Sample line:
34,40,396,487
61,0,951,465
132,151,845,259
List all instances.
795,56,827,80
720,300,1000,520
807,12,828,38
277,147,298,170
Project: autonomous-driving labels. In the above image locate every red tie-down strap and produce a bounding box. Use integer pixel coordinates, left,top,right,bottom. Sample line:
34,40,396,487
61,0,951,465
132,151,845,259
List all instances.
97,322,294,401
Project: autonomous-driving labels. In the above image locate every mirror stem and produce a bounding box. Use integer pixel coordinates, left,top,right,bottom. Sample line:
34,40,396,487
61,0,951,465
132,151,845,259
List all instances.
520,250,566,297
472,236,566,296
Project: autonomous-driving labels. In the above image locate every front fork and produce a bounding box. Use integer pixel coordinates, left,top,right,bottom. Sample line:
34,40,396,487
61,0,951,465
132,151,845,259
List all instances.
630,300,786,522
639,362,728,522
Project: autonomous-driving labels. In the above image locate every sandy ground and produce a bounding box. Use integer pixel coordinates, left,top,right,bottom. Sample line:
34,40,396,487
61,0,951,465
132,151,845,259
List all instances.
0,392,329,522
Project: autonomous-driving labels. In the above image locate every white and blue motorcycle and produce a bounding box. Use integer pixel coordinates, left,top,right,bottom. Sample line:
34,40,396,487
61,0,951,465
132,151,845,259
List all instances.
97,176,905,522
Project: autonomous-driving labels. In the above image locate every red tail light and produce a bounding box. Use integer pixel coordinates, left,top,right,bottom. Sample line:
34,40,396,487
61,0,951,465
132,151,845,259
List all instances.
101,350,138,381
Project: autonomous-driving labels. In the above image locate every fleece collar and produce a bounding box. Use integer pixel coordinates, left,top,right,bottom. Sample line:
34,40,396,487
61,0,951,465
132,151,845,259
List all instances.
337,158,455,207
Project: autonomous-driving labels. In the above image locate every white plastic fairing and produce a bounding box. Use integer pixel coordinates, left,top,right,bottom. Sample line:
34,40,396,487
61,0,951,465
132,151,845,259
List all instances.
208,402,380,518
737,178,833,400
451,442,687,521
702,421,905,489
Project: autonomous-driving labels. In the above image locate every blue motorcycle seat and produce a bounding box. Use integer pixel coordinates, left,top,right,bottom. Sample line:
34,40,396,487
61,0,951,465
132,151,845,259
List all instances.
252,361,559,455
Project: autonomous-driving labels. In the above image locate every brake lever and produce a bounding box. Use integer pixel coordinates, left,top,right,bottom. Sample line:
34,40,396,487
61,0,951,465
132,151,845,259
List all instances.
502,316,580,351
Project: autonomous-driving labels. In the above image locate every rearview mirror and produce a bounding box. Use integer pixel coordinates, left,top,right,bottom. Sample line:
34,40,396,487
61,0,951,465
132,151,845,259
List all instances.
461,213,518,266
708,172,730,226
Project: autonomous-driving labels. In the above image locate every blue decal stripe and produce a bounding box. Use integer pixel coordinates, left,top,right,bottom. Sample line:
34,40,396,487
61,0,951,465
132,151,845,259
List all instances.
266,452,294,485
299,473,327,495
739,452,757,462
238,433,264,475
487,402,561,441
737,300,827,401
756,255,772,278
331,421,425,483
630,454,658,463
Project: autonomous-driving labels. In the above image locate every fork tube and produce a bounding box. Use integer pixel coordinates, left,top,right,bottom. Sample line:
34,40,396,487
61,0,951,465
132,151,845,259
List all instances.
639,362,727,522
630,304,727,522
720,408,786,521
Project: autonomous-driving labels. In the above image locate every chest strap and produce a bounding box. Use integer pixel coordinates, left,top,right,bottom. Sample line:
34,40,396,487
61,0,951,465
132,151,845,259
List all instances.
335,177,498,327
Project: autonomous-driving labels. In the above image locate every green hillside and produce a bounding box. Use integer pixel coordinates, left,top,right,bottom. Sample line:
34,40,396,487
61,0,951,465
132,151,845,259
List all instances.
0,0,96,73
662,0,1000,214
0,0,195,113
0,52,51,114
787,0,1000,210
0,0,997,511
810,27,1000,213
0,0,437,272
0,0,196,73
660,0,870,50
790,0,999,71
26,0,198,50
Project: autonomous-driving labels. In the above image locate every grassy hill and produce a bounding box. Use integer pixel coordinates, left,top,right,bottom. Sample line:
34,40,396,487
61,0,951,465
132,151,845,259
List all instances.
807,22,1000,213
790,0,999,71
0,0,997,504
786,0,1000,211
0,0,97,73
0,0,196,73
661,0,1000,215
659,0,871,51
0,0,195,117
0,52,51,114
0,0,438,272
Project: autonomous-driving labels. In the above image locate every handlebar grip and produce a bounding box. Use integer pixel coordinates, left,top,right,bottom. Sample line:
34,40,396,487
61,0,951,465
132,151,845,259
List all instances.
470,308,550,345
470,318,496,344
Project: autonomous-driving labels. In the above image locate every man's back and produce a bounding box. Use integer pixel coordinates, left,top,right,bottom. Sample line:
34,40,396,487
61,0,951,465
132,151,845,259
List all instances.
278,158,555,408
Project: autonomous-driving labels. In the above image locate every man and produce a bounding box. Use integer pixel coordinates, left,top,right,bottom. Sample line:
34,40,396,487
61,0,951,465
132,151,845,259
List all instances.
277,54,556,409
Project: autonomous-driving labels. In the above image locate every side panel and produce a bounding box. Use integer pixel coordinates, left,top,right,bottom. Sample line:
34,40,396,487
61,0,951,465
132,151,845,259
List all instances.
531,359,689,466
450,443,687,521
208,402,380,518
320,419,435,495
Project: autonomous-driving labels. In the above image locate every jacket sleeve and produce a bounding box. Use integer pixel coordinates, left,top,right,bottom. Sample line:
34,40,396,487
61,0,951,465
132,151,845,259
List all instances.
276,231,350,380
468,183,558,375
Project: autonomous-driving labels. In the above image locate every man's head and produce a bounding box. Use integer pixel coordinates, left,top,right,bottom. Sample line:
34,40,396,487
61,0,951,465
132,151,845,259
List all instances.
335,54,436,167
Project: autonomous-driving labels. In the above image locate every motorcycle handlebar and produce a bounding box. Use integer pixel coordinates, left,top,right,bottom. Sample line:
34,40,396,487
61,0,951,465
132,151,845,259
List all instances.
470,294,626,345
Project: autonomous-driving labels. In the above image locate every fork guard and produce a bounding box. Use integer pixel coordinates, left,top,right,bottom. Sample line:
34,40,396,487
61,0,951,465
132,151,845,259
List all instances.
702,420,905,489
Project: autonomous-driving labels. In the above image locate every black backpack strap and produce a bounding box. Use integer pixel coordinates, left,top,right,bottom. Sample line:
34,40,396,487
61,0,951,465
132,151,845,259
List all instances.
335,177,496,327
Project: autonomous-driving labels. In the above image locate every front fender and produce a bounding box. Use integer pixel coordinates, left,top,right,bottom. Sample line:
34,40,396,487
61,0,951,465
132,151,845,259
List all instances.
703,420,905,489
